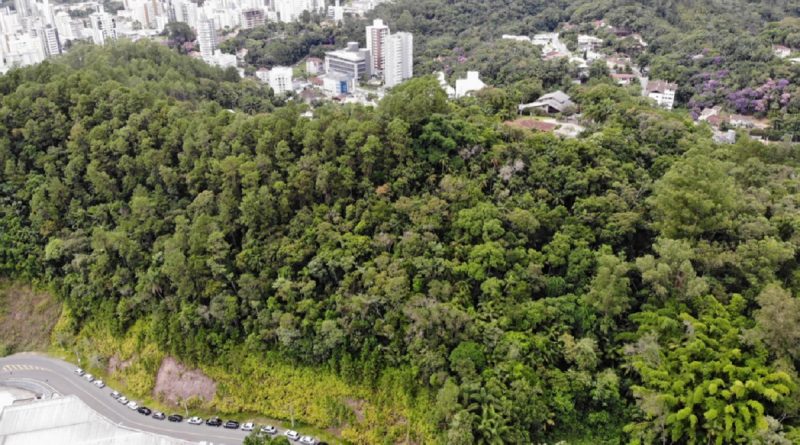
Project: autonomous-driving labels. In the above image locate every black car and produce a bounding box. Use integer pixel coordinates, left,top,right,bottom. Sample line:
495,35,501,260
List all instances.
223,420,240,429
137,407,152,416
168,414,183,422
206,416,222,427
152,411,166,420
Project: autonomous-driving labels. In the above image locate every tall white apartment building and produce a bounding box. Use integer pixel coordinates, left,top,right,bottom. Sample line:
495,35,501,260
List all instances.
365,18,388,75
14,0,31,18
384,31,412,88
197,16,218,59
172,0,198,28
268,66,293,95
40,24,60,56
274,0,307,23
89,8,117,45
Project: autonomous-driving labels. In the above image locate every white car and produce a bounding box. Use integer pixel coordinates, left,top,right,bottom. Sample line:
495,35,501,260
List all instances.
83,373,94,382
285,430,300,441
188,416,203,425
74,367,85,376
117,396,128,404
299,436,316,445
242,422,254,431
110,391,121,399
260,425,277,434
93,380,105,388
126,401,138,410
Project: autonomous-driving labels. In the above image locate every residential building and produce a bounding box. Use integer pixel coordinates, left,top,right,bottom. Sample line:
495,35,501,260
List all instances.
518,90,575,114
577,34,603,51
268,65,293,95
14,0,31,18
324,41,371,81
455,71,486,98
39,24,59,56
611,73,637,86
89,8,117,45
306,56,323,75
255,68,270,82
384,31,412,88
645,80,677,110
197,16,218,59
436,71,455,98
365,18,389,75
240,8,264,29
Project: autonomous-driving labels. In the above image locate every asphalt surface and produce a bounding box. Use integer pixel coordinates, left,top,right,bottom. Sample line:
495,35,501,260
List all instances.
0,352,312,445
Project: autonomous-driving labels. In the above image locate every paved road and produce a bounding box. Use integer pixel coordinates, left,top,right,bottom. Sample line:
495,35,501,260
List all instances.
0,352,310,445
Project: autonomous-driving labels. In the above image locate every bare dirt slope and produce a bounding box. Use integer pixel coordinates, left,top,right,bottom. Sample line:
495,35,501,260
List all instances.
0,281,61,354
153,357,216,406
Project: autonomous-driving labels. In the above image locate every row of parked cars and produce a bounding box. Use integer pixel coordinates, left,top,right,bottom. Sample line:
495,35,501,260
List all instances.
74,367,321,444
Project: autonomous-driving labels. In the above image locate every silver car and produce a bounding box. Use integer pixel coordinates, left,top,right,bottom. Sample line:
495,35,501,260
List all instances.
285,430,300,441
299,436,316,445
260,425,277,435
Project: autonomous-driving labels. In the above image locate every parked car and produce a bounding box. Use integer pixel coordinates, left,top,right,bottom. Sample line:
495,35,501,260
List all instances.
93,380,105,388
168,414,183,422
223,420,240,429
110,391,121,399
74,368,85,376
83,373,94,382
117,396,128,404
285,430,300,441
242,422,254,431
260,425,277,435
152,411,166,420
137,407,152,415
188,416,204,425
206,416,222,427
299,437,316,445
126,401,139,410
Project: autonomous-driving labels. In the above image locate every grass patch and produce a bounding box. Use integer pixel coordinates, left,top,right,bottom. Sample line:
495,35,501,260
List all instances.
0,280,62,354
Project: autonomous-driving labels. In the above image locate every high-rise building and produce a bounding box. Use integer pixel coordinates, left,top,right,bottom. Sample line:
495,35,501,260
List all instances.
365,18,388,75
384,31,412,88
240,8,265,29
40,25,60,56
89,8,117,45
274,0,306,23
268,66,293,95
197,16,218,59
14,0,31,18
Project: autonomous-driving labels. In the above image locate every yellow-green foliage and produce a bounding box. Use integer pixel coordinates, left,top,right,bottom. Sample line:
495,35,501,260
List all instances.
56,314,437,444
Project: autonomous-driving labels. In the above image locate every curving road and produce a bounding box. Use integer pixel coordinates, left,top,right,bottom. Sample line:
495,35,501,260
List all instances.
0,353,312,445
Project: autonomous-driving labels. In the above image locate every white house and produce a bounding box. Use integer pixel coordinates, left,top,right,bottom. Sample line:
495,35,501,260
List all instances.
436,71,456,99
454,71,486,98
645,80,678,110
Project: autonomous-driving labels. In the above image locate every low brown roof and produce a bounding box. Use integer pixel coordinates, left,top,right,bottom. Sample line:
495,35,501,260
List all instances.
646,80,678,93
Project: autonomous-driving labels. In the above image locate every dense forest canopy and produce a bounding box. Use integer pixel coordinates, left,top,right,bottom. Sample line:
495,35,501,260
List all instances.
5,0,800,443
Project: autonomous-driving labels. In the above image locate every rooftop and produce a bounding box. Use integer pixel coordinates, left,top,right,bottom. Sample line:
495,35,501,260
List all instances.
646,80,678,93
0,395,193,445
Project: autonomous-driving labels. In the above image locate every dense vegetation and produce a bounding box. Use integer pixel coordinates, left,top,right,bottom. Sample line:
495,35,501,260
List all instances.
5,0,800,443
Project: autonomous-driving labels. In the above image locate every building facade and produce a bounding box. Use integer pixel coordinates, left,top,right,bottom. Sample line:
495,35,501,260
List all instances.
365,18,388,75
384,31,412,88
268,66,293,95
